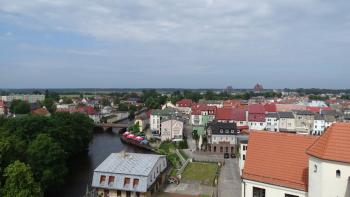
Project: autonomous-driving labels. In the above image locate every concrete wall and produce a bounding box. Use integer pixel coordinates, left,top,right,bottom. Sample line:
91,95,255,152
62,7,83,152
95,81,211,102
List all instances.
309,156,350,197
241,180,307,197
279,118,296,131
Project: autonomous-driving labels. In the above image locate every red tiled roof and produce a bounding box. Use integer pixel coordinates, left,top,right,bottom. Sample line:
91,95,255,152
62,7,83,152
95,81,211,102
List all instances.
248,104,265,114
176,99,193,107
243,132,317,191
215,108,247,121
307,123,350,164
264,103,277,112
31,108,50,116
191,103,216,115
306,106,332,113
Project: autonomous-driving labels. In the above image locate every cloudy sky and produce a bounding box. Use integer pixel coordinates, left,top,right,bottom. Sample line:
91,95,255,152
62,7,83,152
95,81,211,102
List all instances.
0,0,349,89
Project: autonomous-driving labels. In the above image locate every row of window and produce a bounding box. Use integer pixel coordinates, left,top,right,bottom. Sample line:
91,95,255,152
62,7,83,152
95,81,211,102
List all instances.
99,176,139,188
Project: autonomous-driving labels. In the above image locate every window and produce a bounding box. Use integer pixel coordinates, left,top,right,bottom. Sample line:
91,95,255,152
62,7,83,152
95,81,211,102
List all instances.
126,191,131,197
313,164,317,173
220,147,223,152
243,154,246,160
133,179,139,188
220,129,223,133
336,170,341,178
253,187,265,197
285,194,299,197
117,190,121,197
124,177,130,187
108,176,115,186
100,175,106,184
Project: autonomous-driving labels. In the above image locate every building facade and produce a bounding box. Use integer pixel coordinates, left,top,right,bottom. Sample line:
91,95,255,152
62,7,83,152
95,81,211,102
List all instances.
160,119,183,141
1,94,45,103
206,121,238,154
92,153,167,197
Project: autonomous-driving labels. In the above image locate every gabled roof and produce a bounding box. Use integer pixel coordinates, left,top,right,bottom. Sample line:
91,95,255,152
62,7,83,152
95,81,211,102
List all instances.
215,108,246,121
248,104,265,114
278,112,295,119
307,123,350,164
31,108,50,116
191,103,217,115
243,132,317,191
264,103,277,112
176,99,193,107
207,121,237,135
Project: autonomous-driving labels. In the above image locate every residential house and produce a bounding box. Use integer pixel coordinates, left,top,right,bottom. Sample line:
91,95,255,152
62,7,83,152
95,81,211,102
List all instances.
278,112,296,132
242,123,350,197
294,110,315,135
241,132,317,197
191,104,216,148
248,104,266,130
150,108,179,133
31,107,51,117
198,100,223,108
265,112,279,132
92,152,167,197
307,123,350,197
321,109,342,127
215,108,248,129
175,99,193,115
206,121,238,154
313,114,325,135
134,114,149,132
160,118,184,142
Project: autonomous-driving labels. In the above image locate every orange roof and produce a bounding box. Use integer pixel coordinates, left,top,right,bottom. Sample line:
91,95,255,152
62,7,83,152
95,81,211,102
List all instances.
307,123,350,164
243,132,317,191
31,108,50,116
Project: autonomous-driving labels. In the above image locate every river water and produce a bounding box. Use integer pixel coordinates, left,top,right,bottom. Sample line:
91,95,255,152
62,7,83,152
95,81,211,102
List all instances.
56,129,148,197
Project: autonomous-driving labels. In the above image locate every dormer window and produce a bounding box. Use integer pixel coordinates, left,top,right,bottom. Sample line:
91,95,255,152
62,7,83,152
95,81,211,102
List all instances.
313,165,317,173
336,170,341,178
108,176,115,186
231,130,234,133
220,129,223,133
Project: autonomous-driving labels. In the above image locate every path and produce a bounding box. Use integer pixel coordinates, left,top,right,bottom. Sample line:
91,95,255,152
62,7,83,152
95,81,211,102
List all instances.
218,159,241,197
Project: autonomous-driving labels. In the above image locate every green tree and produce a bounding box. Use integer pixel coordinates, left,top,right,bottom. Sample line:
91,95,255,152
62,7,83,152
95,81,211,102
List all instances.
41,98,56,113
27,134,67,193
10,100,31,114
101,97,111,106
118,103,129,111
1,160,43,197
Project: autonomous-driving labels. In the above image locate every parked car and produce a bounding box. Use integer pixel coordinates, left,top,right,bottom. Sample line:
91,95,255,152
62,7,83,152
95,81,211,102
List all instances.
224,153,230,159
231,153,236,158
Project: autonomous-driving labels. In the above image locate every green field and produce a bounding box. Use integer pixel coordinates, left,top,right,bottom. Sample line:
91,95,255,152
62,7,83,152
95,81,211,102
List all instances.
182,162,218,186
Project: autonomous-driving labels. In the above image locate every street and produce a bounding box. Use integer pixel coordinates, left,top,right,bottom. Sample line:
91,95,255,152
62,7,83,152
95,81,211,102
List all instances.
218,159,241,197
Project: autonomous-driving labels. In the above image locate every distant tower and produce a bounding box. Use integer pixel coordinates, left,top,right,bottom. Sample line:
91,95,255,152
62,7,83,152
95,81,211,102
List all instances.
254,83,264,93
225,86,233,94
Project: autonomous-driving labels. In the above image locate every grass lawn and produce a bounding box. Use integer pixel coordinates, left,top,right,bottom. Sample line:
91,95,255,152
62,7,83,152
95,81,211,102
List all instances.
182,162,218,186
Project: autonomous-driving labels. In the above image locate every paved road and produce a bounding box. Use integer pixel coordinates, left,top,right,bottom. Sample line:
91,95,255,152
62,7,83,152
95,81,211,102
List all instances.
219,159,241,197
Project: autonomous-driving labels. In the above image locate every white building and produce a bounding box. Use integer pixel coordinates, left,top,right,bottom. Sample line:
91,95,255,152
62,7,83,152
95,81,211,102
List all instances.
312,114,325,135
150,108,179,133
160,119,183,141
265,112,279,132
1,94,45,103
242,123,350,197
307,123,350,197
92,152,167,197
239,141,248,176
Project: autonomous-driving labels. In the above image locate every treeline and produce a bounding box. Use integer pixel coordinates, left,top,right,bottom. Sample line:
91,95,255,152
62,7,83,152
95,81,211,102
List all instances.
0,113,93,197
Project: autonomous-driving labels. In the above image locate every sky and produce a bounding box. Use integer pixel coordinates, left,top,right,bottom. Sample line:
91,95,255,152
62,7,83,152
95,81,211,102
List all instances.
0,0,350,89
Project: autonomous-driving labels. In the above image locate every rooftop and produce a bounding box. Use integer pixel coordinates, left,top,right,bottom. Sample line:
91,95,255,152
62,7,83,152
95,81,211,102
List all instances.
243,132,317,191
307,123,350,164
94,152,166,176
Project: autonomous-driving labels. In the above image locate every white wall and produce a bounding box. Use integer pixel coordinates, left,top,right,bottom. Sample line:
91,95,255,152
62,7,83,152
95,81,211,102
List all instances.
265,117,279,132
239,143,247,176
308,156,350,197
150,114,160,132
249,121,266,130
241,180,307,197
211,135,236,145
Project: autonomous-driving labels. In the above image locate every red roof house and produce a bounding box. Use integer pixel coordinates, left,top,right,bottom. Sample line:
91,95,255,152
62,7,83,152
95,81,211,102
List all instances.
176,99,193,108
307,123,350,164
243,132,318,191
248,104,265,122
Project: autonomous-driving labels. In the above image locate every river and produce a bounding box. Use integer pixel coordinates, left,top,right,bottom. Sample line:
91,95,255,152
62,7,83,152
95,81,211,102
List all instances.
56,128,149,197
